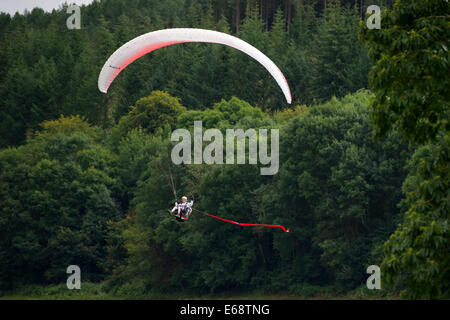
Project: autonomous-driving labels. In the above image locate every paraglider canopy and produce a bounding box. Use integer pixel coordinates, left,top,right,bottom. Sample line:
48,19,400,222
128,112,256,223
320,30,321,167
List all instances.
98,28,292,104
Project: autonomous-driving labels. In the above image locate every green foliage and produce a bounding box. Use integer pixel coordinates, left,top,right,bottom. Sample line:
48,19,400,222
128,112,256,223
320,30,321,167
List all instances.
110,91,186,146
112,128,153,210
34,115,100,140
272,105,309,124
361,0,449,299
0,282,119,300
2,0,439,299
178,96,270,130
0,117,120,289
0,0,372,147
360,0,449,144
382,134,449,299
262,91,410,290
310,2,370,101
0,85,414,297
106,91,411,296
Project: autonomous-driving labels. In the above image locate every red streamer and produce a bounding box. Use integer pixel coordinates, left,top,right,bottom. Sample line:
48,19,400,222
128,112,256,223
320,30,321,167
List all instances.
205,213,290,233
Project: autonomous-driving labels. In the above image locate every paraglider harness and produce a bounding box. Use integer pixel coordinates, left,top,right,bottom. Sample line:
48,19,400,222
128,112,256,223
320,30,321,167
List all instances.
173,200,193,222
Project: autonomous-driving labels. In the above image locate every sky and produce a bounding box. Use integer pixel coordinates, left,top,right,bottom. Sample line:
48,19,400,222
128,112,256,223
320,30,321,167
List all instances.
0,0,95,15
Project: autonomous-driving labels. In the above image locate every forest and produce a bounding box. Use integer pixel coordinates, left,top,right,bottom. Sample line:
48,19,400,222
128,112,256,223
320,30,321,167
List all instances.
0,0,448,299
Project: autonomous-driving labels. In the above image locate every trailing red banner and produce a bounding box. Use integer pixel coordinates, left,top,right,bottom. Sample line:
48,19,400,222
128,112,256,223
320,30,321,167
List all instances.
205,213,290,233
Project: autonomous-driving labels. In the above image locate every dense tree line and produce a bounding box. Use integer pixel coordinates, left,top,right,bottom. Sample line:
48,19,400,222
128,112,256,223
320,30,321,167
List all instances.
0,91,411,296
0,0,447,299
0,0,384,148
360,0,449,299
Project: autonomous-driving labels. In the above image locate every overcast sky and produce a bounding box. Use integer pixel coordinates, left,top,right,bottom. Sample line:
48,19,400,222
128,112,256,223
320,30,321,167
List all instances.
0,0,95,15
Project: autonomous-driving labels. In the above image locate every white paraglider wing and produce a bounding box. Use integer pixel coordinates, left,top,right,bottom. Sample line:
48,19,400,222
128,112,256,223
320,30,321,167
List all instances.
98,28,292,104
